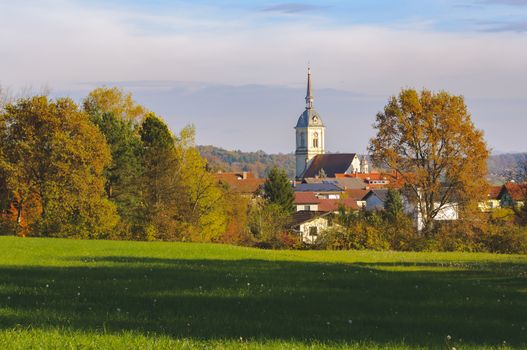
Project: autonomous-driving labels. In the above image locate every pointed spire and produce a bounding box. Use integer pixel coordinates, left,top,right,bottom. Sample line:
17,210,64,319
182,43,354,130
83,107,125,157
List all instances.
305,66,314,109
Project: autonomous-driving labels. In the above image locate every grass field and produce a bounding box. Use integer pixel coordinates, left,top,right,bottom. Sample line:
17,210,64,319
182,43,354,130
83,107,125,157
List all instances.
0,236,526,349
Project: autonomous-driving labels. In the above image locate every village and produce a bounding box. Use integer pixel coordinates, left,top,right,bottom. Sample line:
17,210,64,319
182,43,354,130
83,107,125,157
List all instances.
214,68,527,244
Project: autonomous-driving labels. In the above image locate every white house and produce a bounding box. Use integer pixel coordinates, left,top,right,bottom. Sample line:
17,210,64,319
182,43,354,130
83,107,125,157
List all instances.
290,211,332,244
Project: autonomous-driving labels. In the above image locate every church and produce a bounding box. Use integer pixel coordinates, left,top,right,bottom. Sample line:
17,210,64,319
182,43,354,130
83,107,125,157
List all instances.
294,68,369,180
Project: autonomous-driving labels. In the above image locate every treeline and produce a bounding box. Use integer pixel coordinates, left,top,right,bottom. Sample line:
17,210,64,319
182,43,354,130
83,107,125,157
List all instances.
0,88,229,241
0,88,306,247
198,145,295,178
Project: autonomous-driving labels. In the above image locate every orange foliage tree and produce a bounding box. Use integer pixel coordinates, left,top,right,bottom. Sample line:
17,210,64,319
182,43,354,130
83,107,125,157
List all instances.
369,89,489,236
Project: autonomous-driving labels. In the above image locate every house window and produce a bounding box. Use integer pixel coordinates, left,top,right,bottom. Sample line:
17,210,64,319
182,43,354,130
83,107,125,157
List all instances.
309,226,318,236
304,205,311,211
313,132,319,148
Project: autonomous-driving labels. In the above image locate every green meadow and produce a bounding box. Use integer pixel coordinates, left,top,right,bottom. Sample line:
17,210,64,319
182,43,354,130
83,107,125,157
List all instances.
0,236,526,349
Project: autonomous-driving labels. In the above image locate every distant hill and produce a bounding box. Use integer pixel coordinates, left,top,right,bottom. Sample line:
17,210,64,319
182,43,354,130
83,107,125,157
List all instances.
488,153,527,184
198,145,295,178
199,145,526,183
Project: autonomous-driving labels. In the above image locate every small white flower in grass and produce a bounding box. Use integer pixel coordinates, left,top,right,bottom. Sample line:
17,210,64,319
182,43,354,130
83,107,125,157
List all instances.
446,335,452,340
46,284,49,288
247,283,250,287
348,320,353,324
7,296,10,300
326,321,330,326
452,347,456,350
116,308,121,312
77,292,81,296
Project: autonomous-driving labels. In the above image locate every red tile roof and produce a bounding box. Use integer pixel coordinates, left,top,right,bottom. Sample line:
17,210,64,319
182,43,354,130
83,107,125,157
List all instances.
294,192,320,204
318,197,360,212
502,182,527,201
487,185,502,200
214,172,265,194
294,191,360,212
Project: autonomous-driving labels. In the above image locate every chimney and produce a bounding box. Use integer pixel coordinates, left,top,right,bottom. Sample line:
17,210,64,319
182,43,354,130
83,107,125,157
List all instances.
242,171,248,180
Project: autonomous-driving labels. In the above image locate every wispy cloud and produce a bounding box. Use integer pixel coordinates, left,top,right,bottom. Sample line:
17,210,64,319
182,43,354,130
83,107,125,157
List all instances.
260,3,327,14
1,0,527,153
480,0,527,5
480,20,527,31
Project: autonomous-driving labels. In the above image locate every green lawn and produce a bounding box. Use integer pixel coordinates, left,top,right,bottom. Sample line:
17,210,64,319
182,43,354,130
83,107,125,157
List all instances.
0,236,526,349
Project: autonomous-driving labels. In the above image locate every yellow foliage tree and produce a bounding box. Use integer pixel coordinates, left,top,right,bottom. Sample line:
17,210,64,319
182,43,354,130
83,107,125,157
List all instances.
369,89,489,235
0,96,118,237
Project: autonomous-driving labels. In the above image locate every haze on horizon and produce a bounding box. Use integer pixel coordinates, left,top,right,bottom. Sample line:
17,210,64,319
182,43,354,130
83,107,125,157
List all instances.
1,0,526,155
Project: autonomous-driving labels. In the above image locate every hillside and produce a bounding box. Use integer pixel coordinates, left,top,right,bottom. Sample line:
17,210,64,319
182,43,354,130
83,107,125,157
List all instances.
198,145,296,178
488,153,527,183
0,236,526,349
199,145,526,183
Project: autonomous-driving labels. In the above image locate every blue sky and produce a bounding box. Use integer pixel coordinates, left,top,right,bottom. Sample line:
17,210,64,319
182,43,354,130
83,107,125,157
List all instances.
1,0,527,153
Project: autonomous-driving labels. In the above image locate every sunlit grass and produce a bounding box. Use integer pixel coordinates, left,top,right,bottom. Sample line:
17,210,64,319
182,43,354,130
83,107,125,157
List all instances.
0,236,526,349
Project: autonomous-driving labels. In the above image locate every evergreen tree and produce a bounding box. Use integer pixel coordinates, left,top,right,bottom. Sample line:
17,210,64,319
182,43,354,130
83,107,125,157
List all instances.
139,113,180,239
384,189,405,222
262,167,295,214
90,112,144,229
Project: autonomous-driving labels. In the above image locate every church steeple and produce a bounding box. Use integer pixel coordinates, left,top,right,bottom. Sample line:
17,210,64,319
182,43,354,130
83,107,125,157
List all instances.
295,66,325,179
305,67,314,109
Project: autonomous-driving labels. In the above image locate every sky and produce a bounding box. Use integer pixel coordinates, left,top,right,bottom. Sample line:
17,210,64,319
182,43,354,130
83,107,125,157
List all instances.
1,0,527,154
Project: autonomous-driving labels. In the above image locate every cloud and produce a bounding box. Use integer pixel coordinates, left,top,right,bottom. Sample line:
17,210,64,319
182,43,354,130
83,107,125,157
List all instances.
260,3,326,14
1,0,527,152
481,0,527,5
481,20,527,31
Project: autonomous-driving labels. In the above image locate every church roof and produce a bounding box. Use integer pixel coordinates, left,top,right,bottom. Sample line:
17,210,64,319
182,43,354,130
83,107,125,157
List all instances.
295,109,324,128
303,154,358,178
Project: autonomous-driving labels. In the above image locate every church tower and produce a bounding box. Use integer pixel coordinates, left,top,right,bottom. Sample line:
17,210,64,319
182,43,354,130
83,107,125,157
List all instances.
295,67,325,179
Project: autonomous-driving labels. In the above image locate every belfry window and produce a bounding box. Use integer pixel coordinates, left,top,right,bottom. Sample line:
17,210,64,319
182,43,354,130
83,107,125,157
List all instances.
313,132,319,148
300,132,305,147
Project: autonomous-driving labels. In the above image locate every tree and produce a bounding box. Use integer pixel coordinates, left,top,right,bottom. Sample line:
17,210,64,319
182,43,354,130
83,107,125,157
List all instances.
83,87,148,122
248,199,290,248
369,89,489,236
0,96,118,237
175,126,227,242
262,167,295,214
139,113,180,239
89,112,144,231
383,189,405,222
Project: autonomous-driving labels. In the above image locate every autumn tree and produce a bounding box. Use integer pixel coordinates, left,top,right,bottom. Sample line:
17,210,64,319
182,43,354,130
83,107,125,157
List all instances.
175,126,227,242
0,96,118,237
83,87,148,122
248,199,291,248
369,89,489,236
